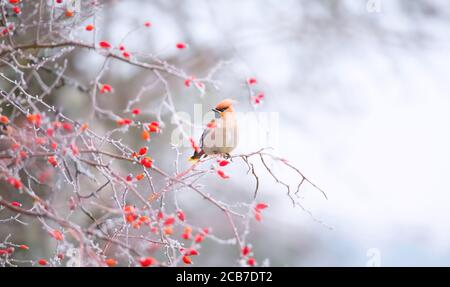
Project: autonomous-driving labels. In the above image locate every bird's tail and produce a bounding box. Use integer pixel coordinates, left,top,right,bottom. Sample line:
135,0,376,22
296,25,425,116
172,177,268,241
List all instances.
188,150,205,163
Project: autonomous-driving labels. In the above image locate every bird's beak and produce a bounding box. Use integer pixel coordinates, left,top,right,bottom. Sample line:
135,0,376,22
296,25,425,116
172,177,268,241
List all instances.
212,108,220,114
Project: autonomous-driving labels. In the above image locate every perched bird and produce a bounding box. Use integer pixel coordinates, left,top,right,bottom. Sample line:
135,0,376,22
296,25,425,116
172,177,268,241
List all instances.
189,98,238,162
0,121,18,153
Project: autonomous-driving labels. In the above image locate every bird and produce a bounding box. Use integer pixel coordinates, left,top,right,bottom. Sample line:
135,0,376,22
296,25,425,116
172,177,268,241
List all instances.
189,98,238,162
0,120,18,153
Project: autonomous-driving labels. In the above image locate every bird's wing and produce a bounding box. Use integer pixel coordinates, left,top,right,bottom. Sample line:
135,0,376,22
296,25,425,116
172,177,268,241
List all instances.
200,119,216,148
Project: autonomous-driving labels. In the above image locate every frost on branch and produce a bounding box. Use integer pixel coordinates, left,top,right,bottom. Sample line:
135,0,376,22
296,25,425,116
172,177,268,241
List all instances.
0,0,326,267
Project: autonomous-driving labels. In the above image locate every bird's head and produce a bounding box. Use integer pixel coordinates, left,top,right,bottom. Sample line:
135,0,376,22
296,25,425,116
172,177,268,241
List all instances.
212,98,237,116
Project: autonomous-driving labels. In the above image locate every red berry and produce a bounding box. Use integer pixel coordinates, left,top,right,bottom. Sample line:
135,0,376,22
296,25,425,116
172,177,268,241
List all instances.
176,210,185,222
247,257,256,266
187,249,199,256
19,150,27,158
117,118,132,126
50,230,63,241
99,41,111,49
53,121,62,129
176,42,187,49
242,246,251,256
247,78,257,85
0,115,8,124
141,130,150,141
182,255,192,264
163,216,175,226
19,244,29,250
163,226,173,235
144,21,151,27
219,160,229,167
38,259,47,266
62,122,73,132
252,92,265,105
100,84,112,93
126,213,137,223
255,203,268,211
27,113,41,127
12,6,21,14
105,258,118,267
139,257,156,267
46,128,54,137
70,143,79,155
123,205,135,214
14,179,22,189
148,121,160,133
80,123,89,132
138,147,148,155
184,78,192,87
131,108,140,115
194,234,204,244
8,177,22,189
85,24,94,31
140,156,153,168
217,169,230,179
254,212,262,222
11,143,20,150
11,201,22,207
65,10,74,17
138,216,149,224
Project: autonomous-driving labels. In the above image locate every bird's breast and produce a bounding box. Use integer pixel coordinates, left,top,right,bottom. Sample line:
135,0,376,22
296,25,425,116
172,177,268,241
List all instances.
202,115,238,155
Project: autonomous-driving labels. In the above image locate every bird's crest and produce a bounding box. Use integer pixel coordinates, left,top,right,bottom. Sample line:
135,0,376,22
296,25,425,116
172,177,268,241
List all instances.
215,98,237,111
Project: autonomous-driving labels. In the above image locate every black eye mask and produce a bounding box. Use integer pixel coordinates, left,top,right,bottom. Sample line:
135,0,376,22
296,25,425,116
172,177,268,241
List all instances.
212,108,226,113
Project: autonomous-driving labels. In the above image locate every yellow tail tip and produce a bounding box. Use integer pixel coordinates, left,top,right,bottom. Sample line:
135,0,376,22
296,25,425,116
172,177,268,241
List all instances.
188,156,199,164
